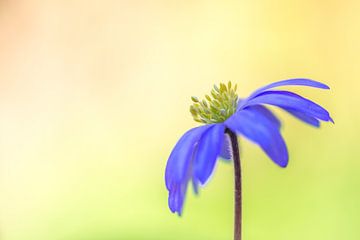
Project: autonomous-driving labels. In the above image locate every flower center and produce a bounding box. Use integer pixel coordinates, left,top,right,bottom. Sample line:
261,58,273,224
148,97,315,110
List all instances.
190,82,239,124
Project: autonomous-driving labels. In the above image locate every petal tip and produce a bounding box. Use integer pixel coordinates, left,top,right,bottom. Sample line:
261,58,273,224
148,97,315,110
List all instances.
279,162,288,168
302,78,330,89
168,200,183,216
276,154,289,168
274,156,289,168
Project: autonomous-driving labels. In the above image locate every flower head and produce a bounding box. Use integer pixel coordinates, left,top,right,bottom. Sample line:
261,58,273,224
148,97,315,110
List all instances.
190,82,239,123
165,78,333,215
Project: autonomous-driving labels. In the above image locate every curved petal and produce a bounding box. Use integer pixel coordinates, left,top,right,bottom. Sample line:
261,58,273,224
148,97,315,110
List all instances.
243,90,333,122
168,182,186,214
192,177,200,194
219,134,232,161
249,78,329,98
283,107,320,127
225,109,288,167
165,125,211,190
194,124,225,184
165,125,212,215
244,105,281,129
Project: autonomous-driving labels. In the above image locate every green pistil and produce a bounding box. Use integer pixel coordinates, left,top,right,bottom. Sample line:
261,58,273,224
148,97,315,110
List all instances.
190,81,239,124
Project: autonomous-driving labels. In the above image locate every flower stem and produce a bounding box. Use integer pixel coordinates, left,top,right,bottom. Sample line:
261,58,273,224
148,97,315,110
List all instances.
226,128,242,240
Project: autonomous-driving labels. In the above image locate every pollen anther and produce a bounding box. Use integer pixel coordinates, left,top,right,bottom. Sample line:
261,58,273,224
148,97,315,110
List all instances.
190,81,239,124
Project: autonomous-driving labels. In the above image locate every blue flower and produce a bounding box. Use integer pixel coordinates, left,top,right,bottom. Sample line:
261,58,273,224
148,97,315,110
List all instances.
165,78,333,215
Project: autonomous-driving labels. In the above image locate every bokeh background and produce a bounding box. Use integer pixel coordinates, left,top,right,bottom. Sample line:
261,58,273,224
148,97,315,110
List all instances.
0,1,359,239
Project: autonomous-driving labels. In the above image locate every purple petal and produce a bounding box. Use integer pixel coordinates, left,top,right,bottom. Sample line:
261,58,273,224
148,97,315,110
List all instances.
165,125,211,190
165,125,212,215
219,134,232,161
283,107,320,127
192,177,200,195
244,105,281,129
243,90,333,122
194,124,225,184
225,109,288,167
249,78,329,99
168,183,186,214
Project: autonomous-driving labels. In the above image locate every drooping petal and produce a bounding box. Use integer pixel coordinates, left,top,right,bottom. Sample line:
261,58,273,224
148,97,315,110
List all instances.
249,78,329,98
165,125,212,215
283,107,320,127
219,133,232,161
194,124,225,184
242,90,333,122
244,105,281,129
225,109,288,167
168,183,186,214
165,125,211,190
192,177,200,194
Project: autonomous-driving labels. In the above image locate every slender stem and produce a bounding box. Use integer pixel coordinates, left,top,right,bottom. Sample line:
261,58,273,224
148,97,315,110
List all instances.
226,128,242,240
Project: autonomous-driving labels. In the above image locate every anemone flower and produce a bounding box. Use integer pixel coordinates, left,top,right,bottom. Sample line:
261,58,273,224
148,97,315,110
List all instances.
165,78,332,240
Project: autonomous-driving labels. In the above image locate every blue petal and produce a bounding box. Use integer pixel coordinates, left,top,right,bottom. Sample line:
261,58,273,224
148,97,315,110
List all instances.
165,125,212,215
168,183,186,214
219,134,232,160
194,124,225,184
249,78,329,98
244,105,281,129
243,90,333,122
283,107,320,127
192,177,200,195
225,109,288,167
237,79,330,110
165,125,211,190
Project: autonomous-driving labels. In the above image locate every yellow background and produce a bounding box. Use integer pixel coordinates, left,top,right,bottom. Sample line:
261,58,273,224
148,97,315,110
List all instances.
0,1,359,239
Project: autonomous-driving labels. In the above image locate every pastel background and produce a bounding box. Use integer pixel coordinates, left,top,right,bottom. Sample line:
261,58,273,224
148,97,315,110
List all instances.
0,1,359,240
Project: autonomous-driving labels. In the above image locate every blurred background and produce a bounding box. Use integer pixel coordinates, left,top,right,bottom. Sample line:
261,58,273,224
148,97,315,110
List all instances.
0,0,359,239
